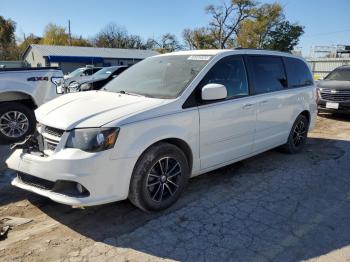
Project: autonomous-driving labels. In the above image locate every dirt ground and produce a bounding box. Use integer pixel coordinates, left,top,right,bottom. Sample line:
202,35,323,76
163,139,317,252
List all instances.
0,114,350,262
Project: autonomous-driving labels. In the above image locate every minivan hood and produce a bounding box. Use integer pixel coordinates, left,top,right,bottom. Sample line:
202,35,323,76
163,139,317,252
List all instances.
36,91,165,130
317,80,350,90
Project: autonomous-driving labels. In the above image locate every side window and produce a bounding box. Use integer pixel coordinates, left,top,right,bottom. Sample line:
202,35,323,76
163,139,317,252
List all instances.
86,69,94,76
247,55,287,94
284,57,313,88
200,56,249,99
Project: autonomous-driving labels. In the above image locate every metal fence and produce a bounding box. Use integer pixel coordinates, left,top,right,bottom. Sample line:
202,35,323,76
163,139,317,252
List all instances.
306,58,350,79
0,60,25,69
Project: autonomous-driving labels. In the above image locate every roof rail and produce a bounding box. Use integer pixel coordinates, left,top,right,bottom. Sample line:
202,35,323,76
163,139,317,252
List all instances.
234,47,265,50
234,47,292,54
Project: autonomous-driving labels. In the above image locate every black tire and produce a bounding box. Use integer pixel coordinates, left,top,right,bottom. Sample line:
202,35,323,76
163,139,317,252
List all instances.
129,142,190,211
0,102,36,144
281,114,309,154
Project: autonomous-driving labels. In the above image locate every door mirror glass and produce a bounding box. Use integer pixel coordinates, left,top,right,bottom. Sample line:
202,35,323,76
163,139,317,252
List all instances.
201,84,227,101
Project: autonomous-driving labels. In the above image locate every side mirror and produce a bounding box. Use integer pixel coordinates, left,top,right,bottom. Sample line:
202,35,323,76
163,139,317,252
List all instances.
201,83,227,101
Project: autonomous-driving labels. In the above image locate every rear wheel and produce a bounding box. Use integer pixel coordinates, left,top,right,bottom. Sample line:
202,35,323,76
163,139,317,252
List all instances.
129,142,190,211
282,114,309,154
0,102,36,144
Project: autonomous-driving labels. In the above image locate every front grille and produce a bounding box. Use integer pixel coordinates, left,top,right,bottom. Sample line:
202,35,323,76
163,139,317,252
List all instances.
40,125,65,154
320,88,350,102
45,126,64,137
17,172,55,190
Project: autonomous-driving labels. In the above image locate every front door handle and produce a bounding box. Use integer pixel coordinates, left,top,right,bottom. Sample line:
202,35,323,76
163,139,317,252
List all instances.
259,100,269,104
242,103,254,110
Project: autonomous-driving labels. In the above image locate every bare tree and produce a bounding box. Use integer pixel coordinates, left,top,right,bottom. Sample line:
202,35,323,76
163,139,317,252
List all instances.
147,33,182,53
206,0,256,49
94,23,129,48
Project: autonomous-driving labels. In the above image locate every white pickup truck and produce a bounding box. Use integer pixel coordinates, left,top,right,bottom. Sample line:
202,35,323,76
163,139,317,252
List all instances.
0,67,64,143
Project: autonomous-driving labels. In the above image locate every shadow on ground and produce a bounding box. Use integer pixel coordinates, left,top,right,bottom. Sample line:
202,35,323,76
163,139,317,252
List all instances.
318,112,350,122
25,136,350,261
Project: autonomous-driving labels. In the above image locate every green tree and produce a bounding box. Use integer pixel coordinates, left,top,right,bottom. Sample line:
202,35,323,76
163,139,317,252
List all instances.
17,33,41,55
182,27,217,49
237,3,283,48
0,15,19,60
40,23,69,45
71,36,92,47
182,1,304,52
263,21,304,52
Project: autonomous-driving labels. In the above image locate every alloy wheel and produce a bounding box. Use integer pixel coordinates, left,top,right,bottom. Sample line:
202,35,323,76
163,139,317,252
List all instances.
146,157,182,202
293,120,307,147
0,111,29,138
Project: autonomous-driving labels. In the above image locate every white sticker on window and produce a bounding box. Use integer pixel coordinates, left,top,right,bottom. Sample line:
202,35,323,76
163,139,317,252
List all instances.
187,56,211,61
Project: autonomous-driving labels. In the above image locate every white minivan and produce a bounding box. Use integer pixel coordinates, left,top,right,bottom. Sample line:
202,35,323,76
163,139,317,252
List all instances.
6,49,317,211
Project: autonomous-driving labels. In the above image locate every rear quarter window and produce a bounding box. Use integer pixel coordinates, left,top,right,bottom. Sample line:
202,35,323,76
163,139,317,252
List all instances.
246,55,287,94
284,57,313,88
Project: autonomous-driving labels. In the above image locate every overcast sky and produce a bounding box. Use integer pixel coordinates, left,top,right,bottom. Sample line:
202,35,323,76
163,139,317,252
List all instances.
2,0,349,56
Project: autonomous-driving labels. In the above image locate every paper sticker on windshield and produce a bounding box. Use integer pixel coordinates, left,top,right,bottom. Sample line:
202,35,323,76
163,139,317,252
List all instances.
187,56,211,61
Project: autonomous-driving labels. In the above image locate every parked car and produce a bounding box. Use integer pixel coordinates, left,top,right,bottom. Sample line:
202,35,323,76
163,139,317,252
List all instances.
7,49,317,211
0,67,63,143
67,66,128,92
64,67,103,86
316,65,350,113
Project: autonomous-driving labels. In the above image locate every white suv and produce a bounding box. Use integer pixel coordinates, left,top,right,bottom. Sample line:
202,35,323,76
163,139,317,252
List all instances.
6,49,317,211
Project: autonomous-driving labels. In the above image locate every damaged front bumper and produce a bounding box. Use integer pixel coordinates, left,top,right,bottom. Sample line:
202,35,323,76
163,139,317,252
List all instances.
6,138,138,207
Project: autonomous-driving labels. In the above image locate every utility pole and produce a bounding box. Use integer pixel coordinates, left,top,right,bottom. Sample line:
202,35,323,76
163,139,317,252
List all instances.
68,20,72,45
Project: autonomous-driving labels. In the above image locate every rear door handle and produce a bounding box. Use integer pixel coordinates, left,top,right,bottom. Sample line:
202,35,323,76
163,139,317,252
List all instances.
242,103,254,110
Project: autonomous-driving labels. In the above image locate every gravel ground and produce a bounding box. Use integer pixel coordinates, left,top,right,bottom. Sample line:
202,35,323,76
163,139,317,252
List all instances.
0,114,350,262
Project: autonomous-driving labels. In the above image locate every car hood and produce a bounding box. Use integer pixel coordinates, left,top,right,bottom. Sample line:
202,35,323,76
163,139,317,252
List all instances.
317,80,350,90
35,91,166,130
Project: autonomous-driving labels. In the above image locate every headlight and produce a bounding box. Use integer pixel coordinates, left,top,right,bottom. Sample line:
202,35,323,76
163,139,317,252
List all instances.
68,82,80,92
80,83,92,91
66,127,119,152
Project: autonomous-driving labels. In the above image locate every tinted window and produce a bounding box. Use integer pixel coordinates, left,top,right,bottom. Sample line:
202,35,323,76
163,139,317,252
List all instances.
92,68,102,74
200,56,249,99
284,57,313,87
83,69,93,76
112,67,127,76
247,56,287,94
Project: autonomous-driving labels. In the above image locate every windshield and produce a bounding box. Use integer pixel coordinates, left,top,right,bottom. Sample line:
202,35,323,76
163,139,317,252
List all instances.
67,68,85,78
104,55,212,99
93,67,115,76
325,68,350,81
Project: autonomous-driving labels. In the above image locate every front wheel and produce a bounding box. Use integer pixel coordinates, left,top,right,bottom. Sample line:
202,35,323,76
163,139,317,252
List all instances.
129,143,190,211
0,102,36,144
281,114,309,154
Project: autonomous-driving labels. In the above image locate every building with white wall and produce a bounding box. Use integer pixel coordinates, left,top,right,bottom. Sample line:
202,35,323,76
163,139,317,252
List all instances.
23,44,158,74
